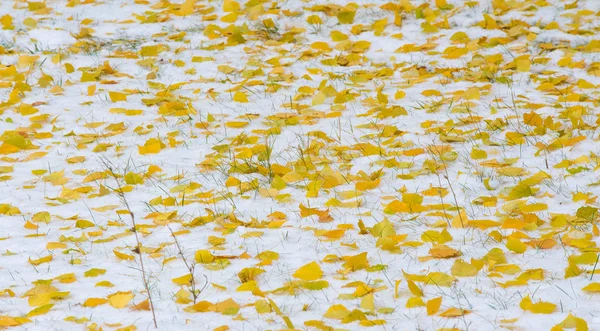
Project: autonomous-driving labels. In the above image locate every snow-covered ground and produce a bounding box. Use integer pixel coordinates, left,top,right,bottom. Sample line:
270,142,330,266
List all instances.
1,0,600,330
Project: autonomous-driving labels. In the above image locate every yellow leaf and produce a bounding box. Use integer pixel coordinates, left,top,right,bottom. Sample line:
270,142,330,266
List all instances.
29,255,52,266
302,280,329,290
530,301,556,314
82,298,108,307
429,245,461,258
293,261,322,281
506,132,525,145
95,281,113,287
138,138,164,155
394,90,406,99
255,299,272,313
482,14,498,29
84,268,106,277
370,218,396,238
195,250,214,264
113,250,135,261
83,171,107,183
443,47,468,59
552,313,589,331
76,219,94,229
324,304,350,319
405,296,425,308
55,273,76,284
173,288,192,304
223,0,240,12
124,172,144,185
184,300,212,313
337,10,356,24
225,121,249,128
342,252,369,271
516,56,531,72
179,0,195,16
506,237,527,253
209,298,240,315
43,171,68,186
565,261,584,279
257,251,279,261
451,211,467,228
46,242,66,250
451,259,478,277
307,15,322,25
471,148,487,159
394,280,401,299
18,55,39,68
32,211,50,223
140,45,164,57
465,87,480,100
133,299,151,311
516,269,544,282
241,231,263,238
109,91,127,102
108,291,134,309
407,280,423,297
360,319,386,327
582,283,600,293
524,111,543,126
1,15,14,30
208,236,226,246
427,297,442,315
0,316,27,327
26,304,53,317
63,62,74,73
427,272,455,287
217,65,236,74
67,156,86,164
238,267,264,283
28,293,51,306
237,280,265,296
402,193,423,205
233,91,248,103
312,92,325,105
520,295,556,314
508,182,534,200
435,0,449,8
321,228,345,239
311,42,331,52
520,203,547,213
172,274,192,286
360,293,375,311
439,307,469,317
220,12,238,23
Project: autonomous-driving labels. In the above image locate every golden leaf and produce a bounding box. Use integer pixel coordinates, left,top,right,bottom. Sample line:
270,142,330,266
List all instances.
293,261,323,281
82,298,108,307
439,307,469,317
29,255,52,266
429,245,461,258
108,291,134,309
426,297,442,315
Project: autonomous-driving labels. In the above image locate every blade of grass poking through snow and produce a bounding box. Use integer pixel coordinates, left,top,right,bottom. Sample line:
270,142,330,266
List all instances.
591,254,600,281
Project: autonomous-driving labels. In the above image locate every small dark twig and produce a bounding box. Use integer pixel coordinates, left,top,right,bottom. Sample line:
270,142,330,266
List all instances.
167,226,208,303
103,160,158,328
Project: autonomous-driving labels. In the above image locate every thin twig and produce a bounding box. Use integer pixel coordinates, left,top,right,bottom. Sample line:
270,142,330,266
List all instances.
167,225,208,303
429,143,464,227
105,162,158,328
